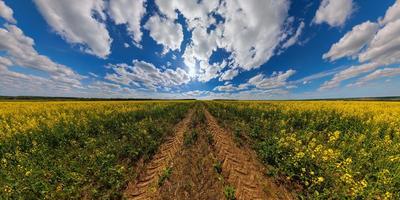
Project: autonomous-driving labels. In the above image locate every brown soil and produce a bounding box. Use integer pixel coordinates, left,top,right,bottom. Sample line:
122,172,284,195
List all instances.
158,115,225,200
123,110,194,200
205,110,294,200
123,108,295,200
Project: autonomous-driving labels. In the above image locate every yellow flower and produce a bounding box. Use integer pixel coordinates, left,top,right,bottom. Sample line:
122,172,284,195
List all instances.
4,185,12,194
25,170,32,176
384,192,392,199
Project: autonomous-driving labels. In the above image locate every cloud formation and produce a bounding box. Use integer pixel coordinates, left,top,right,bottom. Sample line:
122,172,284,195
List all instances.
313,0,353,27
105,60,190,91
320,62,379,90
33,0,112,58
155,0,291,82
322,1,400,90
323,21,379,61
0,24,83,83
248,69,296,90
108,0,146,46
349,67,400,87
0,0,16,23
144,14,184,53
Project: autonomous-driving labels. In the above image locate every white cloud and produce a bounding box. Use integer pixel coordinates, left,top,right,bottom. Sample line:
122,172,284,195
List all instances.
88,72,99,77
320,62,380,90
144,14,183,53
281,21,305,49
349,67,400,87
156,0,291,82
359,19,400,65
0,24,83,83
154,0,220,29
323,21,379,61
183,90,210,97
108,0,146,45
0,5,85,96
219,69,239,81
248,69,296,90
213,84,236,92
216,0,290,70
213,83,249,92
123,43,130,48
321,1,400,90
88,80,121,90
0,0,16,23
322,1,400,66
313,0,353,27
197,61,226,82
380,1,400,25
33,0,112,58
290,65,347,85
105,60,190,91
0,66,85,97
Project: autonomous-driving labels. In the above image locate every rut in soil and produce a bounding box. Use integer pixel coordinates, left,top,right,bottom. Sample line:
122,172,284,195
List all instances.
123,110,194,199
205,110,294,200
124,106,294,200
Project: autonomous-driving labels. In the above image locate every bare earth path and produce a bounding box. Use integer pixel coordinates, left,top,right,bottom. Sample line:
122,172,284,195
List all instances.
123,110,194,200
205,110,293,200
123,108,294,199
158,111,225,200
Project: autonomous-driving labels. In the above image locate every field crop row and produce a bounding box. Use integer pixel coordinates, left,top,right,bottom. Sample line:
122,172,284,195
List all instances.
0,101,192,199
206,101,400,199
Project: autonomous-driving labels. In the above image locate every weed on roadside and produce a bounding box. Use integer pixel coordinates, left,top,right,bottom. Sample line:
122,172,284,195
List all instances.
213,161,222,174
224,185,236,200
183,130,198,147
158,167,172,187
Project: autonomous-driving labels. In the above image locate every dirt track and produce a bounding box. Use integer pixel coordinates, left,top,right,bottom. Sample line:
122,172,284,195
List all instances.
123,110,194,199
158,110,225,200
205,110,293,200
124,108,293,200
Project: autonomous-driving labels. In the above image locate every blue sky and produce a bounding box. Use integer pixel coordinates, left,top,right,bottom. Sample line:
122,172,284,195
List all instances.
0,0,399,99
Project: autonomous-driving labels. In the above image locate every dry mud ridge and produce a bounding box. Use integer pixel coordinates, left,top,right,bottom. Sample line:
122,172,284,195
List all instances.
123,110,194,199
124,109,294,200
204,110,293,200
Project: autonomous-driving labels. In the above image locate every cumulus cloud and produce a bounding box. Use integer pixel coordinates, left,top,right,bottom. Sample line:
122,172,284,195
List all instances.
108,0,146,45
248,69,296,90
0,4,86,96
219,69,239,81
155,0,220,29
380,1,400,25
155,0,291,82
349,67,400,87
33,0,112,58
105,60,190,91
323,21,379,61
322,1,400,90
144,14,183,53
356,1,400,66
0,24,83,83
0,70,69,96
0,0,16,23
313,0,353,27
324,1,400,66
359,19,400,65
196,61,227,82
216,0,290,70
213,83,249,92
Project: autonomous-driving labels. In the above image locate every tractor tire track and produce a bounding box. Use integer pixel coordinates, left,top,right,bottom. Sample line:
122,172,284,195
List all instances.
123,110,194,200
205,110,293,200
